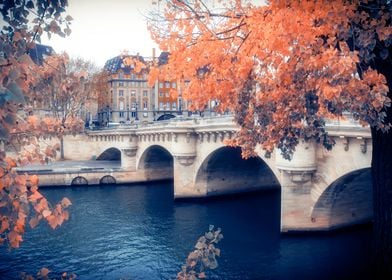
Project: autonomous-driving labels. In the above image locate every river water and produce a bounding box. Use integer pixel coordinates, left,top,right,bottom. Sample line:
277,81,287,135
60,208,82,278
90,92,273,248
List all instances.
0,182,372,279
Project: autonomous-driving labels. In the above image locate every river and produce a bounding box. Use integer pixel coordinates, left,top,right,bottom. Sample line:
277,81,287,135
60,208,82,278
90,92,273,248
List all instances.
0,182,372,279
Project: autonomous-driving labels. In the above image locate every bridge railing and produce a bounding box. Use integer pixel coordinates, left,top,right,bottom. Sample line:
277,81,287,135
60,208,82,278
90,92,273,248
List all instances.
87,112,367,134
324,112,368,128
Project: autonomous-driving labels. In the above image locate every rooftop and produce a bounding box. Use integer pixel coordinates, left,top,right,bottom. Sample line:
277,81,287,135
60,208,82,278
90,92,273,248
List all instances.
103,54,146,74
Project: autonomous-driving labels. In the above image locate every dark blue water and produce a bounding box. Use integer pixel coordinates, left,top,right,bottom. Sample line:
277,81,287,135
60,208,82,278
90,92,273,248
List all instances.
0,182,372,279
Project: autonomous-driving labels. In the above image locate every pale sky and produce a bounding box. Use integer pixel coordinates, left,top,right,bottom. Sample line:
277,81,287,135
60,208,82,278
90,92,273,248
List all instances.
41,0,160,67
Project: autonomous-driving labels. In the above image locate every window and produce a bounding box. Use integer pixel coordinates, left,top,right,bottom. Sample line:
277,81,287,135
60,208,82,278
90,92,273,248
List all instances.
165,92,170,97
143,90,148,97
119,90,124,97
159,92,164,97
118,72,123,79
119,82,124,87
131,112,136,117
165,81,170,88
166,102,170,109
143,101,148,109
172,82,176,88
159,102,163,109
119,111,124,117
131,90,136,97
172,102,176,109
119,101,124,110
159,82,163,88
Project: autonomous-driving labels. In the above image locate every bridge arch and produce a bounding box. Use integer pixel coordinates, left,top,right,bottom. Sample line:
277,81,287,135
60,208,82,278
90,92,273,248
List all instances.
96,147,121,161
137,145,174,181
100,175,116,185
194,146,280,196
71,176,88,186
312,168,372,230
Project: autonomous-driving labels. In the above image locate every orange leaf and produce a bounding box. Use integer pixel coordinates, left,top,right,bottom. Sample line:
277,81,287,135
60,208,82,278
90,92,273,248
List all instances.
28,191,43,202
14,219,25,233
8,231,23,248
46,215,58,229
0,218,9,234
38,267,50,277
42,209,51,218
33,198,48,213
4,157,17,169
29,175,39,186
62,210,70,221
29,217,40,229
61,197,72,208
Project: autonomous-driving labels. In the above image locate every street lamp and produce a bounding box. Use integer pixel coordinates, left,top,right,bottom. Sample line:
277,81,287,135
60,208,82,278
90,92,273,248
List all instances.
135,102,139,121
127,105,130,121
106,105,110,126
178,98,183,115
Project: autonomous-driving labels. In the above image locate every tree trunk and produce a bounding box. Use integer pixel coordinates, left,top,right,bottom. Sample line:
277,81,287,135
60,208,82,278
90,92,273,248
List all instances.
60,136,64,160
371,128,392,278
371,56,392,279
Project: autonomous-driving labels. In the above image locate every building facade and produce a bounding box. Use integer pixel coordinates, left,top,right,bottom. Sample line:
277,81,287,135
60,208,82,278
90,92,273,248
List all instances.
98,52,190,126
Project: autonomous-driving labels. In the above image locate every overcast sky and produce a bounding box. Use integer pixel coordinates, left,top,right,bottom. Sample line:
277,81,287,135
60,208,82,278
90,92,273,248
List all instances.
41,0,159,67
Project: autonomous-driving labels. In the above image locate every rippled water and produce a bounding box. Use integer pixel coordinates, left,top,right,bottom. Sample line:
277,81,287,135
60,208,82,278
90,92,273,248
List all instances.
0,182,372,279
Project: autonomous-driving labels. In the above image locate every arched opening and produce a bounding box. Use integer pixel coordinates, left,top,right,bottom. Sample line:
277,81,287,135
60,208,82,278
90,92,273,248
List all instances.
71,176,88,186
195,147,280,196
156,114,175,121
138,145,174,181
312,168,372,229
97,147,121,161
100,175,116,185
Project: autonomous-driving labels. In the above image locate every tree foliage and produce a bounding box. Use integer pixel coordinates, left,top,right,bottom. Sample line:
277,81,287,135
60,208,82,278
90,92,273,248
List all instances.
0,0,74,248
31,53,103,133
149,0,392,276
177,225,223,280
148,0,392,159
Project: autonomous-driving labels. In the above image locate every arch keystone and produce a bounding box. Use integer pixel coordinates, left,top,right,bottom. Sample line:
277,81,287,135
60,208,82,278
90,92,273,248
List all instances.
122,147,138,157
175,155,196,166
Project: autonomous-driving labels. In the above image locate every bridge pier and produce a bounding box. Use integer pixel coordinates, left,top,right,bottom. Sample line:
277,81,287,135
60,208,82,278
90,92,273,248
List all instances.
277,140,319,232
280,171,317,231
120,135,138,170
173,156,204,198
121,147,138,170
171,130,202,198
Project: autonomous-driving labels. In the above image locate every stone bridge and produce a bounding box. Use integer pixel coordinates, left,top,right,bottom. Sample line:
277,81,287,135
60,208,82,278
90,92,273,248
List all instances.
51,115,373,232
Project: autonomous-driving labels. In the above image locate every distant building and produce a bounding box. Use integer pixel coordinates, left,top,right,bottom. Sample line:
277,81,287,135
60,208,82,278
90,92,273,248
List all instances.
99,54,153,124
98,51,190,125
29,44,54,65
153,52,187,121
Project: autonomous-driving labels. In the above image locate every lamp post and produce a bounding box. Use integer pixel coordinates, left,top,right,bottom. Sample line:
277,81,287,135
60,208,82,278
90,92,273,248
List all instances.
178,98,183,115
127,105,130,121
106,105,110,126
135,102,139,121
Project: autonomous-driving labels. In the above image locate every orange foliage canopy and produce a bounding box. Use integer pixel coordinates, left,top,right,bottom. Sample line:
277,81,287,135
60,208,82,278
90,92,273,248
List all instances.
1,1,75,249
149,0,392,158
